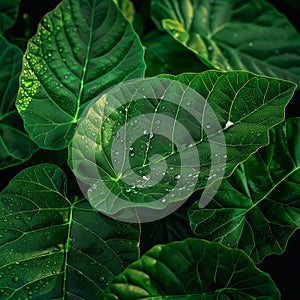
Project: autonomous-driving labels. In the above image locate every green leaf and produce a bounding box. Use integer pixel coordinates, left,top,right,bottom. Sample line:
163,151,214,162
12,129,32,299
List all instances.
69,70,295,222
102,238,280,299
189,118,300,263
0,36,38,170
16,0,146,150
0,0,21,34
143,30,208,76
151,0,300,86
0,164,140,299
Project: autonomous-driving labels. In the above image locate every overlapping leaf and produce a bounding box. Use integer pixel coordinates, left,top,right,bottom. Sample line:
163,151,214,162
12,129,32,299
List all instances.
102,238,280,299
16,0,146,149
0,36,38,170
151,0,300,86
0,164,140,299
189,118,300,263
70,70,295,220
0,0,21,34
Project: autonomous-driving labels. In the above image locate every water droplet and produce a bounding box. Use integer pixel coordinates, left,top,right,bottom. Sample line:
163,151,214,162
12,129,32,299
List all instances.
248,42,254,47
208,46,213,51
143,130,147,135
142,175,150,181
99,276,105,282
161,199,166,203
154,120,160,125
225,120,234,129
174,174,181,180
12,276,20,283
149,132,154,139
206,123,211,129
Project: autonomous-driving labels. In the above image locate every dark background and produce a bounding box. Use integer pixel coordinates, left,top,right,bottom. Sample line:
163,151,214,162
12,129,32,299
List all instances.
1,0,300,299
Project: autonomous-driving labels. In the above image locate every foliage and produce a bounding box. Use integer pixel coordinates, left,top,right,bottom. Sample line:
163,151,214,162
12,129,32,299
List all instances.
0,0,299,299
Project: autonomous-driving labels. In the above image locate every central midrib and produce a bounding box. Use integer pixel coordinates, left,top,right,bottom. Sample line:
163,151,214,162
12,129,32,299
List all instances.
73,0,96,122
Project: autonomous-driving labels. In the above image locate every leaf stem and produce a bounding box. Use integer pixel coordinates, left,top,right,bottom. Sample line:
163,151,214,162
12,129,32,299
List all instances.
62,195,77,296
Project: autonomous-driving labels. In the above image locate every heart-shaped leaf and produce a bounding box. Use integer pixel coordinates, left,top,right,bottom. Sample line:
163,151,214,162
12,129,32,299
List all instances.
0,164,140,299
151,0,300,86
189,118,300,263
69,70,295,222
102,238,280,299
0,36,38,170
16,0,146,150
0,0,21,34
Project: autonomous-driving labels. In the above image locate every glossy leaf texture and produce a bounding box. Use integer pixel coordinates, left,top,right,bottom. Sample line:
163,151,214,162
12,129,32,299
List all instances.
0,36,38,170
151,0,300,86
102,238,280,299
16,0,146,150
189,118,300,263
0,0,21,34
0,164,140,299
70,70,295,221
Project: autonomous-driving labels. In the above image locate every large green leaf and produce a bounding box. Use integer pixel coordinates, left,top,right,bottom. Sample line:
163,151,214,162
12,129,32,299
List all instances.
0,36,38,170
102,238,280,299
0,0,21,34
151,0,300,86
0,164,140,299
189,118,300,263
69,70,295,222
16,0,146,150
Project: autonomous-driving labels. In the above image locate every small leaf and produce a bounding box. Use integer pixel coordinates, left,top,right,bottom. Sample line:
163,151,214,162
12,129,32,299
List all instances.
0,0,21,34
113,0,136,22
69,70,295,222
102,238,280,299
16,0,146,150
189,118,300,263
151,0,300,86
0,164,140,299
0,36,38,170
